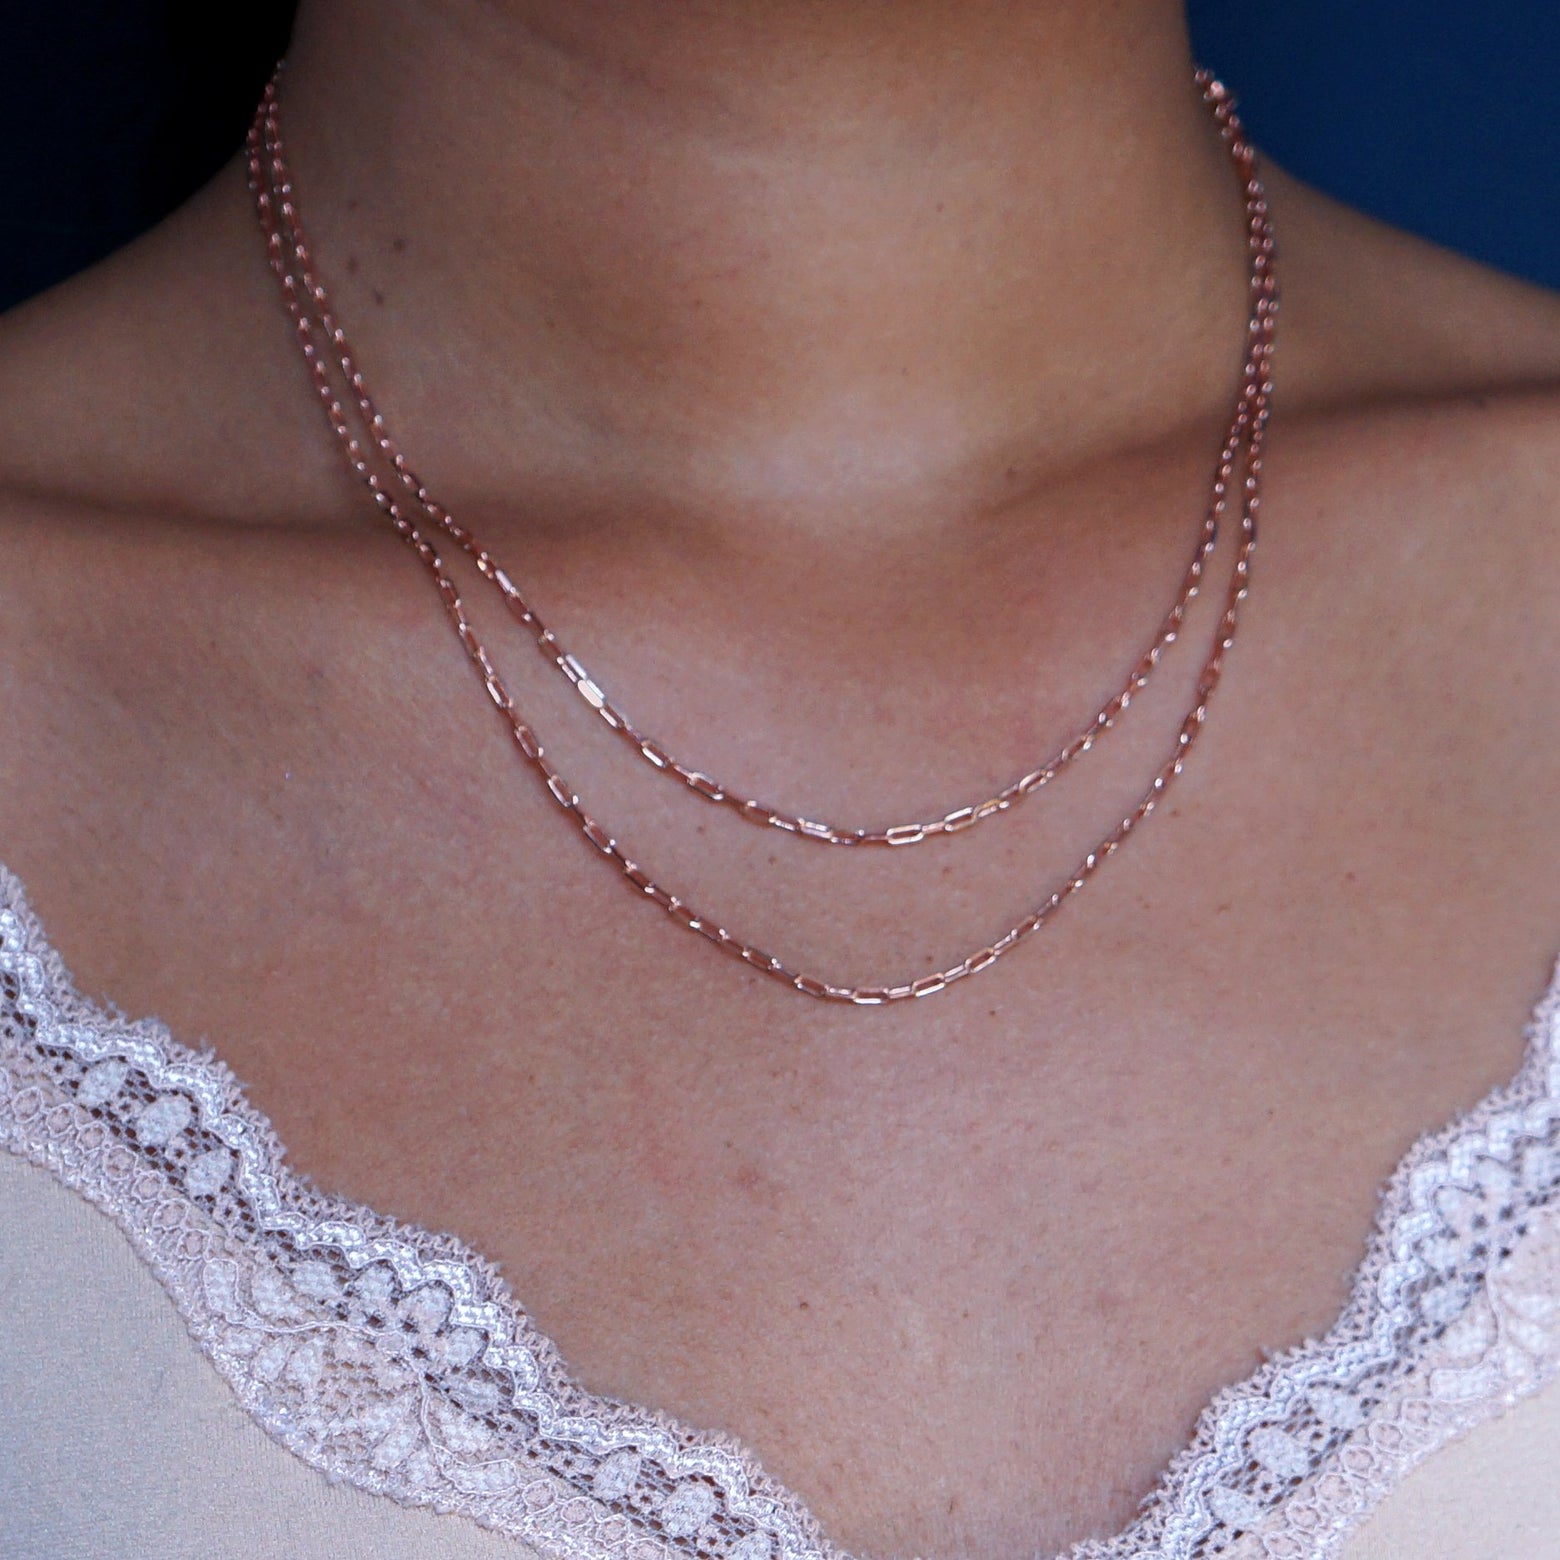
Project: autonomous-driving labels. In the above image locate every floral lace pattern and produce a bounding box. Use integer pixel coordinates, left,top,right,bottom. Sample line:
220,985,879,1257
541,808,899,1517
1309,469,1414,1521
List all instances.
1221,1203,1560,1557
2,861,1558,1560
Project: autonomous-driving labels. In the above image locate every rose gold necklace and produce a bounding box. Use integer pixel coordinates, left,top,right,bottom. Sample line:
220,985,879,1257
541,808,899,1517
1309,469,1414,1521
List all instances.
248,70,1275,1003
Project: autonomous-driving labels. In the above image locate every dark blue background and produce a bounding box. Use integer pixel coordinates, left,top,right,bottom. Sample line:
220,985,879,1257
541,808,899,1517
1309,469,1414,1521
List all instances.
1188,0,1560,291
2,2,1557,310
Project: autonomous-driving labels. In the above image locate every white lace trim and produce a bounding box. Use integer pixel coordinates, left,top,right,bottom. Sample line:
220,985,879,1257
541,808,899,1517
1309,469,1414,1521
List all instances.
1222,1202,1560,1557
2,861,1558,1560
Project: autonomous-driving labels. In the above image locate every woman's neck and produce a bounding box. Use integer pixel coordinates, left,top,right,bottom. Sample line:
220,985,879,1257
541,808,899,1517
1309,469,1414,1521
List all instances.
278,0,1254,545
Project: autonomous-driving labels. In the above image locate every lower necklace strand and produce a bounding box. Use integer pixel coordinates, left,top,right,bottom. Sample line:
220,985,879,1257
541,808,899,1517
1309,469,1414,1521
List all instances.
249,71,1276,1003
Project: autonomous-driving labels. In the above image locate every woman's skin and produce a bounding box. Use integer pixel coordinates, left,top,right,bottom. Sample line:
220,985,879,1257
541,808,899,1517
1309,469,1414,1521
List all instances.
2,2,1559,1554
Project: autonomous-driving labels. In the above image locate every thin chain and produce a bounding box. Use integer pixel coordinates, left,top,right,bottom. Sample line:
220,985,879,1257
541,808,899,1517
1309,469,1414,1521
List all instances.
250,76,1265,849
247,71,1276,1003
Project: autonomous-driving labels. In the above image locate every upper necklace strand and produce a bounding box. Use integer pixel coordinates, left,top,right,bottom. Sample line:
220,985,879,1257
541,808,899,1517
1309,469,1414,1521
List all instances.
248,69,1276,1002
252,73,1267,850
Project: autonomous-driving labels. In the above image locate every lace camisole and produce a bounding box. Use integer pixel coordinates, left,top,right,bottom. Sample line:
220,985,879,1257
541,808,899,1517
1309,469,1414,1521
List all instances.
3,860,1559,1559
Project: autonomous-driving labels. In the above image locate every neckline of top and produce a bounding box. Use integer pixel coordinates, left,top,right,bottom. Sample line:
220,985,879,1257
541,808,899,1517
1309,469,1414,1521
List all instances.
2,857,1558,1560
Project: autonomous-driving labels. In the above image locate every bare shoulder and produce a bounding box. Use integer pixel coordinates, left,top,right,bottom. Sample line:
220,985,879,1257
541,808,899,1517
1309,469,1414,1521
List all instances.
1258,165,1560,638
0,164,346,536
0,162,362,828
1264,164,1560,413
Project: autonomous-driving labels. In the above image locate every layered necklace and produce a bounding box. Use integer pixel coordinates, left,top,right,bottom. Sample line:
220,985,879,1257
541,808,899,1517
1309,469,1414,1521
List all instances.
247,70,1276,1004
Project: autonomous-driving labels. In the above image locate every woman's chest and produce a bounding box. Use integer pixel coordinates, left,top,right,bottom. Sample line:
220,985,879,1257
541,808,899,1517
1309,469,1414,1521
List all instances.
6,785,1547,1556
4,448,1559,1552
5,847,1560,1559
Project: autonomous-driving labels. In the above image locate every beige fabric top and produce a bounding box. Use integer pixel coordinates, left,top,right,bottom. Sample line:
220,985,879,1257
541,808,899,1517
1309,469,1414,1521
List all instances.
3,860,1559,1559
6,1148,1560,1560
0,1152,529,1560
